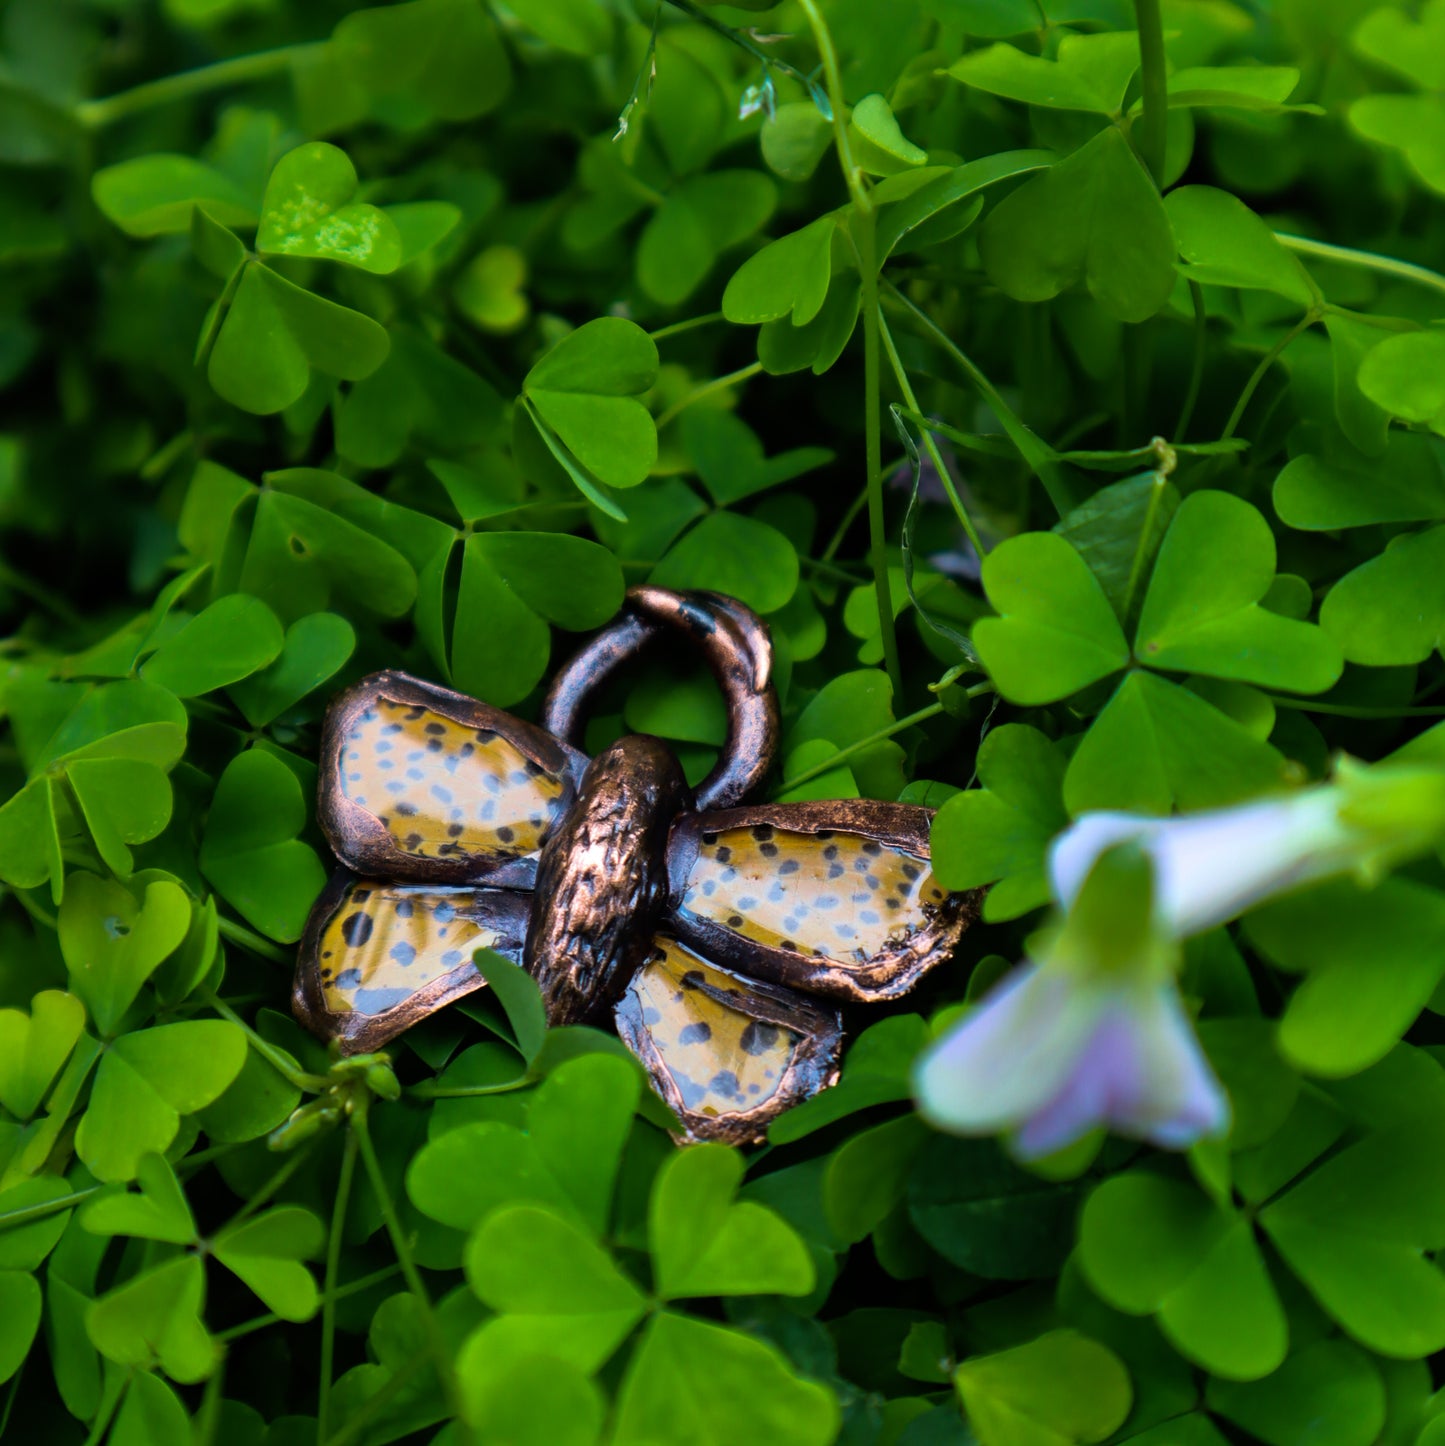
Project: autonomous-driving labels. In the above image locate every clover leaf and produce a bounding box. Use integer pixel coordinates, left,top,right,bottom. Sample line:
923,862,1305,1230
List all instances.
1274,432,1445,531
650,1145,814,1300
452,531,624,707
648,512,800,616
931,724,1069,920
0,1274,40,1385
981,127,1176,324
1320,523,1445,665
1063,672,1289,814
1163,186,1318,306
1079,1172,1288,1380
139,593,284,698
80,1153,196,1244
612,1313,840,1446
848,94,928,176
92,155,257,238
520,318,658,503
226,612,355,728
945,31,1142,114
207,261,391,415
86,1255,217,1383
332,0,511,124
199,749,327,944
256,143,401,273
955,1329,1132,1446
76,1020,246,1181
638,171,777,306
722,215,837,327
1134,491,1342,692
0,990,85,1119
58,872,191,1036
212,1206,324,1321
1349,3,1445,194
1356,329,1445,435
972,532,1131,704
1244,877,1445,1078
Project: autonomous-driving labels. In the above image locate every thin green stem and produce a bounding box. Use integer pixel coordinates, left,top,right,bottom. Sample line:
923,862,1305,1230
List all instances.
1174,281,1208,442
883,281,1073,514
1265,697,1445,719
653,361,763,430
0,1186,102,1235
317,1127,358,1446
796,0,871,213
778,702,947,793
660,0,829,112
859,215,904,702
352,1109,469,1444
1221,312,1319,440
220,1140,318,1230
821,482,872,563
0,559,87,628
877,313,986,558
77,44,318,129
206,994,329,1092
1132,0,1169,187
218,1263,402,1345
217,915,290,964
1275,233,1445,301
648,310,725,343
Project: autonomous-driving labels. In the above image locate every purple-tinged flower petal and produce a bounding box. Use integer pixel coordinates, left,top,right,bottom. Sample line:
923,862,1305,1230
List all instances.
1012,985,1229,1159
914,962,1100,1135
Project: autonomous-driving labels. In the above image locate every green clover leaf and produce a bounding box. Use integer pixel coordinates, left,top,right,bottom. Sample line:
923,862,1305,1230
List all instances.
722,215,838,326
86,1255,217,1383
256,143,402,273
1320,522,1445,665
58,873,192,1036
0,990,85,1119
139,593,285,698
207,260,391,416
978,127,1176,323
1349,3,1445,193
954,1329,1132,1446
452,531,624,707
930,724,1069,921
945,31,1142,114
92,154,257,238
212,1206,324,1322
972,532,1131,705
638,171,777,307
1079,1172,1288,1380
522,318,659,495
1133,490,1342,692
650,1145,815,1300
75,1021,247,1182
199,749,328,944
80,1153,197,1244
1274,432,1445,530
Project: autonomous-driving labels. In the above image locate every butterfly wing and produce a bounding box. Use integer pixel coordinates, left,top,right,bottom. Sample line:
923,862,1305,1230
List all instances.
294,871,532,1052
665,800,977,1003
614,934,842,1145
319,671,590,888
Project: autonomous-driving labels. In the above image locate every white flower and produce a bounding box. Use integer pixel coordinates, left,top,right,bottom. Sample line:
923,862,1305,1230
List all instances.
914,961,1229,1159
914,842,1229,1159
1048,787,1353,939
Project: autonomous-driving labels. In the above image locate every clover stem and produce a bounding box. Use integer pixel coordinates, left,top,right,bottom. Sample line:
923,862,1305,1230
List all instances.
221,1139,320,1229
216,915,290,965
76,43,320,129
878,312,987,559
1274,233,1445,300
660,0,831,114
777,701,948,795
882,281,1074,515
652,360,763,430
648,310,725,342
218,1263,402,1346
351,1106,470,1444
1173,281,1208,442
318,1125,358,1446
792,0,903,699
1221,311,1319,440
205,993,331,1092
1132,0,1169,188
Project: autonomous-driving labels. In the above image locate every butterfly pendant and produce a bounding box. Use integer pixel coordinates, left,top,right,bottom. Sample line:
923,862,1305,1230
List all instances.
293,586,978,1143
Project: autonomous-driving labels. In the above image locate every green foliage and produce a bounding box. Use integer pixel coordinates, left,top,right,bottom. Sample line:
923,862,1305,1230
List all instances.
4,0,1445,1441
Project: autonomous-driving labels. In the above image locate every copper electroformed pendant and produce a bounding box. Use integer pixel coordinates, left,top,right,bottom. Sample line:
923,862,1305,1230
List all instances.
293,586,979,1143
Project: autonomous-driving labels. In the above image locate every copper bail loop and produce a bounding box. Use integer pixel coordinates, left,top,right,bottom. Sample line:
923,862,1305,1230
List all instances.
541,586,781,812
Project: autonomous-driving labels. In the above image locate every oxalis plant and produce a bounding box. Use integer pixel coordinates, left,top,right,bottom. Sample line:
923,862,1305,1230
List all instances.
5,0,1445,1442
